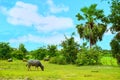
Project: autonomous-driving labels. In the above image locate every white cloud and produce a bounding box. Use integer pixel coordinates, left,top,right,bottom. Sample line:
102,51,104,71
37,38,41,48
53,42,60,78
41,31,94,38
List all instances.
47,0,69,13
9,34,65,45
9,33,81,46
36,15,73,32
7,1,42,26
2,1,75,46
3,1,73,32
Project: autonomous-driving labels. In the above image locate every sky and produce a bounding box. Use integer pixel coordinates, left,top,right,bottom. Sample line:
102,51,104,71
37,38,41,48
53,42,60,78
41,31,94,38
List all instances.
0,0,114,51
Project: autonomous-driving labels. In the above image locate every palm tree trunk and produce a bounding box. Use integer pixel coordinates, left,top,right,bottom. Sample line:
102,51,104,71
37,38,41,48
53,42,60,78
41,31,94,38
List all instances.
89,22,93,48
90,38,92,48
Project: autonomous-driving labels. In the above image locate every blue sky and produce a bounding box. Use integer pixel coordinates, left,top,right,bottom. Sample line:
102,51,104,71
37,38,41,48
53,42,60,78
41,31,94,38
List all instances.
0,0,114,50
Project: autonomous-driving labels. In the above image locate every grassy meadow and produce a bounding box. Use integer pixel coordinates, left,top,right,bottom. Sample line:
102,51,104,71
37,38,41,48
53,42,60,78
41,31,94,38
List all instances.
0,57,120,80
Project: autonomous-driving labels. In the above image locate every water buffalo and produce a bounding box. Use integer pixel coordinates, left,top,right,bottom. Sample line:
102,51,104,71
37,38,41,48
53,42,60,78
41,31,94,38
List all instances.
23,58,27,62
8,58,13,62
44,57,50,61
26,60,44,71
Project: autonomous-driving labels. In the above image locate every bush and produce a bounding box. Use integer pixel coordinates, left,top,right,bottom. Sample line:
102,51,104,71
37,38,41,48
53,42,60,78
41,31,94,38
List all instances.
76,46,102,66
31,47,47,60
11,50,24,60
49,55,67,65
49,57,57,64
110,38,120,65
24,55,33,59
57,55,67,65
0,42,13,59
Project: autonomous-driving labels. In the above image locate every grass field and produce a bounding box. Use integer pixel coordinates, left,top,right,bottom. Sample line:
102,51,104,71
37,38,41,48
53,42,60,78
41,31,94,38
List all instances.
0,58,120,80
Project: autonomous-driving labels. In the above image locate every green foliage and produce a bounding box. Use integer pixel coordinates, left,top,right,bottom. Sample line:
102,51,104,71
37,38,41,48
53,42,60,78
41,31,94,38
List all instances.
109,0,120,65
60,34,79,64
24,55,32,59
76,4,107,47
47,45,58,57
110,39,120,58
101,56,117,66
0,42,13,59
18,43,27,57
11,43,28,60
102,50,112,57
49,57,57,64
49,55,67,65
31,47,47,60
11,50,24,60
110,36,120,65
109,0,120,32
76,44,102,66
56,55,67,65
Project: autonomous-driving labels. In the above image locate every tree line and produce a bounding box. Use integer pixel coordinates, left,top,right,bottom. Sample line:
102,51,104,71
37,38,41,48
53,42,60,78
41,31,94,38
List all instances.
0,0,120,65
0,35,104,66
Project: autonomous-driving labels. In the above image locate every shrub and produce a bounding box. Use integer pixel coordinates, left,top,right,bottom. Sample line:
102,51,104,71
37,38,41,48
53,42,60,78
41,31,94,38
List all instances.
31,47,47,60
47,45,58,57
110,38,120,65
11,50,24,60
56,55,67,65
49,57,57,64
60,35,79,64
0,42,13,59
76,46,102,66
49,55,67,65
24,55,32,59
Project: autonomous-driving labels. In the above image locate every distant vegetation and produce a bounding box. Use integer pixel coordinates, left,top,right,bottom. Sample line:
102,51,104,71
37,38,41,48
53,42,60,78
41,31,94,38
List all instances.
0,37,118,66
0,0,120,66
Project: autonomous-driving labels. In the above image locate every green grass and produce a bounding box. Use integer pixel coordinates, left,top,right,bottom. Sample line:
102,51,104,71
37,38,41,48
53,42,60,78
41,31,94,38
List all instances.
0,60,120,80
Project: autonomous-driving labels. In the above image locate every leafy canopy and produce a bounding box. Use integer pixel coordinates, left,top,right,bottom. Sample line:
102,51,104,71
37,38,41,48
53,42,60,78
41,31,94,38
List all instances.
76,4,107,47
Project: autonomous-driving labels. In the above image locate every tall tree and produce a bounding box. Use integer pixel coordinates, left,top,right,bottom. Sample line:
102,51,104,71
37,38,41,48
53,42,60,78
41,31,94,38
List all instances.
109,0,120,32
19,43,27,57
61,34,79,64
47,45,57,57
0,42,13,59
110,35,120,65
109,0,120,65
76,4,107,48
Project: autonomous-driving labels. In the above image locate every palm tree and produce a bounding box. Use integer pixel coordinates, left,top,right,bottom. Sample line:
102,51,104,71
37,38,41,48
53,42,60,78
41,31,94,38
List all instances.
76,4,107,48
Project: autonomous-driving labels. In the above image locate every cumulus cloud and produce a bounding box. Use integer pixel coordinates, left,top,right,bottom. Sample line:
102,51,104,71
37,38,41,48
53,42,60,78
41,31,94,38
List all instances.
47,0,69,13
4,1,73,32
1,1,75,46
9,32,81,46
7,1,43,26
36,16,73,32
9,34,65,45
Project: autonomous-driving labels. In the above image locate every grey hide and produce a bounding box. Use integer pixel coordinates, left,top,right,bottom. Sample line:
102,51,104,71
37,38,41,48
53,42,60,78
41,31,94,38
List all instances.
26,60,44,71
44,57,50,61
8,58,13,62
